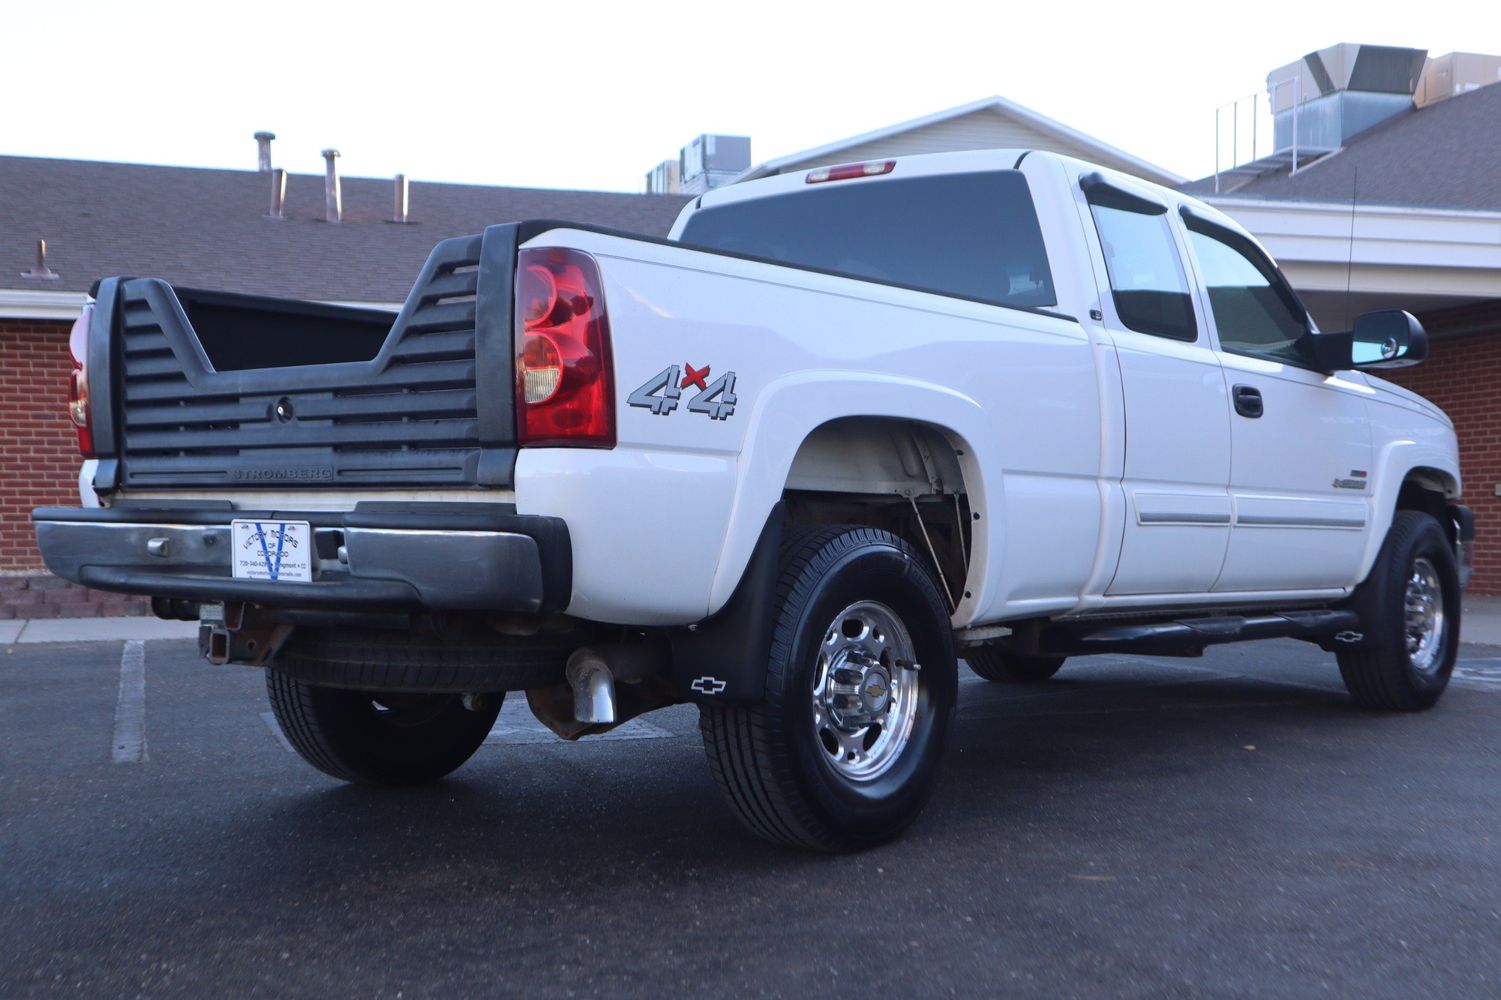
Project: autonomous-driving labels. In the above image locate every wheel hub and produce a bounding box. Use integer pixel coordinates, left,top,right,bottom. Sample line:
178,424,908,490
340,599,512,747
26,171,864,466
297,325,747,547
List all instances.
811,600,920,782
1404,556,1446,675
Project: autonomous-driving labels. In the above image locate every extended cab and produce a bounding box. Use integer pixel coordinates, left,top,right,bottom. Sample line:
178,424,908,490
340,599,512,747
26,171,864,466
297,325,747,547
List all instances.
36,149,1474,851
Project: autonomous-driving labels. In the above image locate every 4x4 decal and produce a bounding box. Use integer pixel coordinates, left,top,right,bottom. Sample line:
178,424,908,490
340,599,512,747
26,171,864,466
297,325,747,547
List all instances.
629,364,738,421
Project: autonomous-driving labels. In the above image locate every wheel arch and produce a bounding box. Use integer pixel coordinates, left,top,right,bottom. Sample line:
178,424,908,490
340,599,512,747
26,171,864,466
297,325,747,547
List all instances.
781,416,976,612
1355,448,1463,584
705,373,997,620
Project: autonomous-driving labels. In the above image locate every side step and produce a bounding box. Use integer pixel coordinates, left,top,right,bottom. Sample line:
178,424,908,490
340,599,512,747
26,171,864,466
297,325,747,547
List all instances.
1039,610,1362,658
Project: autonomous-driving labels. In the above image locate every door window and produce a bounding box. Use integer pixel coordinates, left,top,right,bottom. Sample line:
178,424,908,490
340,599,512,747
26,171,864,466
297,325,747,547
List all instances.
1184,222,1311,365
1086,200,1197,342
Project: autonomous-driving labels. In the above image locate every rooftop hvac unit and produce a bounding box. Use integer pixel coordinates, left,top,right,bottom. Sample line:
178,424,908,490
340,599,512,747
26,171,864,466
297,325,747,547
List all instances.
1416,51,1501,108
679,135,752,194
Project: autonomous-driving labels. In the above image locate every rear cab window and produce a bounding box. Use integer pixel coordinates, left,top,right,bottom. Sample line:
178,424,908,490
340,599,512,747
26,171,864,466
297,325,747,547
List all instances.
677,170,1057,311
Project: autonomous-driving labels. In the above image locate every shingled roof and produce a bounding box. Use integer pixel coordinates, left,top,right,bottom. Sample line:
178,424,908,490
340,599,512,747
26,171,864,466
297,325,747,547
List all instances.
1180,81,1501,210
2,157,691,303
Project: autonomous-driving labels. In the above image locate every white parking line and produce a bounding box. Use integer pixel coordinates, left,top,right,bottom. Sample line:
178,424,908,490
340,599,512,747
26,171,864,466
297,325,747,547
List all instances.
260,712,296,753
1453,660,1501,691
111,640,148,763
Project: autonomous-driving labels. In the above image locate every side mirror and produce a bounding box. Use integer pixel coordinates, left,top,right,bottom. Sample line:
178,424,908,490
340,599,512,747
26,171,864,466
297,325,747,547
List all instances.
1305,309,1428,373
1351,310,1427,368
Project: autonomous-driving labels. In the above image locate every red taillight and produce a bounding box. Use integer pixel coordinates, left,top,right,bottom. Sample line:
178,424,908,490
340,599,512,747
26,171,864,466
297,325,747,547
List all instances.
68,305,96,458
515,248,614,447
806,160,896,184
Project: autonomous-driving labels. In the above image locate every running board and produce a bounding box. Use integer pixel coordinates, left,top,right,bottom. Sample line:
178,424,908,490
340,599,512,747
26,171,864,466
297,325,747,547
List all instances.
1039,610,1362,658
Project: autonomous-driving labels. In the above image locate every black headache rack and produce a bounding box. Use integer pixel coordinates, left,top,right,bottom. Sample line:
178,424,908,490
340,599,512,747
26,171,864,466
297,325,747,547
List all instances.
87,222,528,493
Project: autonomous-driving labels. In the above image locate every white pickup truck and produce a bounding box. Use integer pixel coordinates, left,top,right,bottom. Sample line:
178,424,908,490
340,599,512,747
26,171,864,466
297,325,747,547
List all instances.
36,149,1473,851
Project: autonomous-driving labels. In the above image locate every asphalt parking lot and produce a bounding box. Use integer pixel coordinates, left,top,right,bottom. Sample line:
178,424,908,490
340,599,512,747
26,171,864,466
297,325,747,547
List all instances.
3,636,1499,998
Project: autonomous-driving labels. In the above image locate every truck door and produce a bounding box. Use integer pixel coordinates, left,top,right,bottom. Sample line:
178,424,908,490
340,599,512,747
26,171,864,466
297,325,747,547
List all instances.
1177,210,1373,592
1076,176,1232,596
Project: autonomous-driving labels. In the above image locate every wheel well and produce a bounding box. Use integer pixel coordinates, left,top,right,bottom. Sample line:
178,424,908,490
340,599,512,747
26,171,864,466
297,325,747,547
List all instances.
781,417,971,608
1397,469,1454,540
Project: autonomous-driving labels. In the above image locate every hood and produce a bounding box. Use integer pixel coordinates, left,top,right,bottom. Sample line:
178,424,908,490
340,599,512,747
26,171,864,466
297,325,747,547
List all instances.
1360,372,1452,428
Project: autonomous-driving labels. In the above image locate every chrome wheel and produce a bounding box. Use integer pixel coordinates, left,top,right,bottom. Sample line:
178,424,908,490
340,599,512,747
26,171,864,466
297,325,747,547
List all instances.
810,600,921,782
1405,556,1446,675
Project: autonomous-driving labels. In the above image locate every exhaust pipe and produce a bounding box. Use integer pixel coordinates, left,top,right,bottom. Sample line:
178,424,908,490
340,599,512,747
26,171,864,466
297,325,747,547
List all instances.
566,649,616,724
563,641,672,724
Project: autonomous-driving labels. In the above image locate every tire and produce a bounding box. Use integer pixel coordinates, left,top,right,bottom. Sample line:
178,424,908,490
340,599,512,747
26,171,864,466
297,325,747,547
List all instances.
1337,510,1460,712
266,670,502,785
270,627,575,693
699,525,958,852
965,648,1064,683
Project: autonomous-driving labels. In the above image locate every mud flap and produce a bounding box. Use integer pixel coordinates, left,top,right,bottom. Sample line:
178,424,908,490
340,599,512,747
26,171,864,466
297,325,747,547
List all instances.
667,503,784,706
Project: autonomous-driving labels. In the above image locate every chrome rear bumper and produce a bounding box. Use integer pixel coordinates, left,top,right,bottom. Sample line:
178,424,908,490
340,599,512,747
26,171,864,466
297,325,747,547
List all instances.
32,502,571,614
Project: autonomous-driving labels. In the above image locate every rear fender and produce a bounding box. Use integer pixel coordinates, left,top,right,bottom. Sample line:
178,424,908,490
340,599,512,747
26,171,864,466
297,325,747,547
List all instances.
707,371,995,623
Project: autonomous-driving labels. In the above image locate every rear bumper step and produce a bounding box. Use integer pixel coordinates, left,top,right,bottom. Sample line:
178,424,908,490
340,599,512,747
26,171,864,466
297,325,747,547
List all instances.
1039,609,1363,657
32,502,570,615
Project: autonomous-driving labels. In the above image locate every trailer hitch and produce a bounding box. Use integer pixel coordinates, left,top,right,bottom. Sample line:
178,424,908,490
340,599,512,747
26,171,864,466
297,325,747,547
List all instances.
198,602,294,666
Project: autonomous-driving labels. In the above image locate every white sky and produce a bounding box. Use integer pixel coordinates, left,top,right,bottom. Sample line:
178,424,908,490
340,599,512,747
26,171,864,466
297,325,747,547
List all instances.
4,0,1497,193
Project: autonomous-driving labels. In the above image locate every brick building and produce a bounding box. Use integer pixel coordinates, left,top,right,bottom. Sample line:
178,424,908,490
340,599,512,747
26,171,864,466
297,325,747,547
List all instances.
0,147,688,616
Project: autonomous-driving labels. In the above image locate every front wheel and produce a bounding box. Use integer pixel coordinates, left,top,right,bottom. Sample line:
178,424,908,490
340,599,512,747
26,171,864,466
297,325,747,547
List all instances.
699,525,957,851
266,671,502,784
1337,510,1460,711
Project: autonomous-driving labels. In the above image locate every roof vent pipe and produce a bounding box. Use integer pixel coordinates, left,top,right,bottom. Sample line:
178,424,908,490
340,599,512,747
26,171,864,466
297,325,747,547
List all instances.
321,149,342,223
20,239,60,281
254,131,275,172
392,174,409,223
269,167,287,219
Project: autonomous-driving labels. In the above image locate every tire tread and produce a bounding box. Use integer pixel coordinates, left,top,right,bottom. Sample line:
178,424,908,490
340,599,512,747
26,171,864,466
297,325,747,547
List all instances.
700,524,952,851
1336,510,1459,712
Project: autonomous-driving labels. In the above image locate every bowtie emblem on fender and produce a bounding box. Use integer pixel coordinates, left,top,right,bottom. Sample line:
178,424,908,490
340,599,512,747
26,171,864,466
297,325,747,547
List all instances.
628,364,738,420
690,676,728,695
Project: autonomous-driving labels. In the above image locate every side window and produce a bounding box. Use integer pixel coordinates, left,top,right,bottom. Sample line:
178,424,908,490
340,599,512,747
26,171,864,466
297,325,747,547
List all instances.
1086,197,1197,342
1183,222,1311,365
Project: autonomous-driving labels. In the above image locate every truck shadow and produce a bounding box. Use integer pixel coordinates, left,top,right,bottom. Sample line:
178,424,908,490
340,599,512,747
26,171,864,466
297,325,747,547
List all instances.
199,657,1399,898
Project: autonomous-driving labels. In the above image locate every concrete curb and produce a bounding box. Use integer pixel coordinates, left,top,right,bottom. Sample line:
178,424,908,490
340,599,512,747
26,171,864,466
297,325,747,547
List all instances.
0,617,199,645
1460,598,1501,648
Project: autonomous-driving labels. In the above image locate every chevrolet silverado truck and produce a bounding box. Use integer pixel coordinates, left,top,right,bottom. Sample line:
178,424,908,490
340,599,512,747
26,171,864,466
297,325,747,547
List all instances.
36,149,1474,851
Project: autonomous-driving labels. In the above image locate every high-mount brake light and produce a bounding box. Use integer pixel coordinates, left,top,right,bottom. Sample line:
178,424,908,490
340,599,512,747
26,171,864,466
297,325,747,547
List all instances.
67,304,96,458
514,247,614,447
806,160,896,184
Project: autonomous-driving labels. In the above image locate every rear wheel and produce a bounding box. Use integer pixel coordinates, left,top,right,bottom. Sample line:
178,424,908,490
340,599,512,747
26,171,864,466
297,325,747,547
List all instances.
266,670,501,785
1337,510,1460,711
699,525,957,851
965,648,1065,683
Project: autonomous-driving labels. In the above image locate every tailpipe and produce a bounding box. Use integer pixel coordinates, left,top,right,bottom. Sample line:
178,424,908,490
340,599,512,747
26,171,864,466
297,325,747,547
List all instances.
566,649,616,724
561,641,672,726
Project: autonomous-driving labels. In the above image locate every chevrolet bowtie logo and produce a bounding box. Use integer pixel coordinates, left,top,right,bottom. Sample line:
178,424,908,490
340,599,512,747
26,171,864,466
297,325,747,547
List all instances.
690,676,728,695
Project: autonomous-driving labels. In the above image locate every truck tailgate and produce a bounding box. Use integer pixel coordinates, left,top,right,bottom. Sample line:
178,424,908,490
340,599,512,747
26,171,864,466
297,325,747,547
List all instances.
90,224,525,491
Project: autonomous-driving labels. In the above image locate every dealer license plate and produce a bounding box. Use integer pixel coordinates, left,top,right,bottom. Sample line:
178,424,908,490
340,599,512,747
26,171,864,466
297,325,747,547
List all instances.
230,520,314,582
